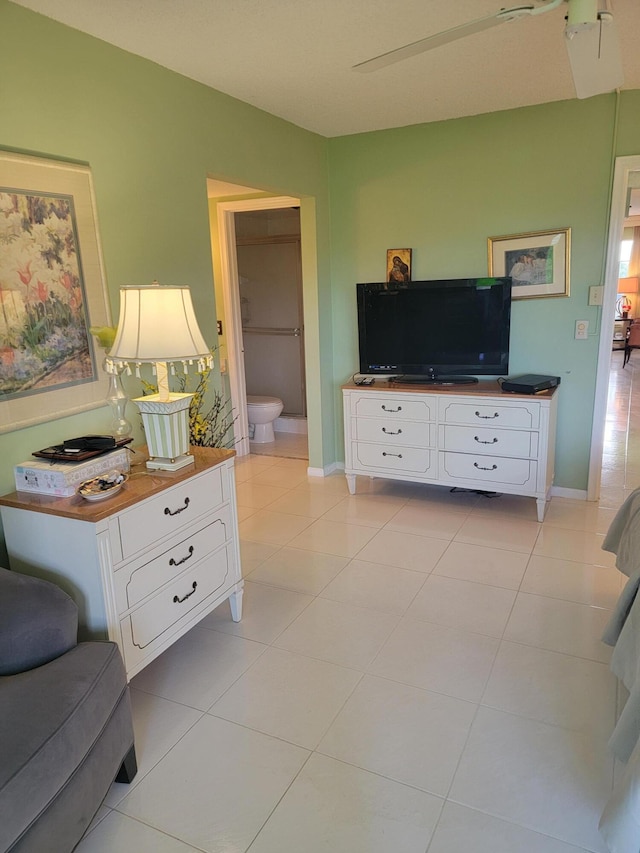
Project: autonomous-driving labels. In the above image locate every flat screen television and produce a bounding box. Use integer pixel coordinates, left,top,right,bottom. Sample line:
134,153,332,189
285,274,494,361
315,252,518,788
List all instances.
357,277,512,385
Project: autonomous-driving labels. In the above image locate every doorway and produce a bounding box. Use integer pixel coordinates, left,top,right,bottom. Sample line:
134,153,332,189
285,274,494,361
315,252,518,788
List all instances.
235,207,308,458
235,208,305,418
589,156,640,500
217,196,308,458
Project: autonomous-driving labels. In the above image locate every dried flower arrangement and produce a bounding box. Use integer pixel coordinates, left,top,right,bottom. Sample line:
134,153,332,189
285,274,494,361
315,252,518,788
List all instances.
174,363,237,449
139,354,237,449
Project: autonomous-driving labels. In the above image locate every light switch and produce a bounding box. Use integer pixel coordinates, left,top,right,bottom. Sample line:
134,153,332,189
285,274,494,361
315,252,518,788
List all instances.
588,286,604,306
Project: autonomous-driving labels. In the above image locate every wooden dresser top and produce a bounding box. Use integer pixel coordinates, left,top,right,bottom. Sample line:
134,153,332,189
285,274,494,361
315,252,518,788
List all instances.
0,446,235,522
342,379,558,401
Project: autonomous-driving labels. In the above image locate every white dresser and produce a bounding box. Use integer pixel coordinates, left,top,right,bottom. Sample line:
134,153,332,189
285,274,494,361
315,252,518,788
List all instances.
342,381,558,521
0,447,243,680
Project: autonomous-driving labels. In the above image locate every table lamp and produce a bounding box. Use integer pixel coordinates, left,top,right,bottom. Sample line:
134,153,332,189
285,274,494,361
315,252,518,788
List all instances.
617,276,639,319
106,283,213,471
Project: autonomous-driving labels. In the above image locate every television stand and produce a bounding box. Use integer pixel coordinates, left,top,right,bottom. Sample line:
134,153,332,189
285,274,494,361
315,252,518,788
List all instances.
342,380,559,522
389,375,479,386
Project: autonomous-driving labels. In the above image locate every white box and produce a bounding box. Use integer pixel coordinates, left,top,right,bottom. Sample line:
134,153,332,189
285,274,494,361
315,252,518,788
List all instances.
14,448,131,497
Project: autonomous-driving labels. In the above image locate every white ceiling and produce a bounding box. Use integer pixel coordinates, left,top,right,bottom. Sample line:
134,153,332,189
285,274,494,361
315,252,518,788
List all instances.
10,0,640,137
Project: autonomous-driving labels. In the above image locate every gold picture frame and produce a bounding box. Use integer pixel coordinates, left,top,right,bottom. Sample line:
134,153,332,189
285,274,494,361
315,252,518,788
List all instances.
488,227,571,300
0,151,111,434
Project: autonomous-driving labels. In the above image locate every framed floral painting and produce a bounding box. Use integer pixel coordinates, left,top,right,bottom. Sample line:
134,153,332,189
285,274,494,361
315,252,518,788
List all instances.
0,152,111,433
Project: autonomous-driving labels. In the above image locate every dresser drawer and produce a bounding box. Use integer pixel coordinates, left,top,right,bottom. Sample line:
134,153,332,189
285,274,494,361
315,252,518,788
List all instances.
117,467,224,559
115,509,232,613
439,399,540,429
440,425,538,458
122,543,232,651
352,442,434,476
354,417,435,448
352,394,434,422
439,452,537,489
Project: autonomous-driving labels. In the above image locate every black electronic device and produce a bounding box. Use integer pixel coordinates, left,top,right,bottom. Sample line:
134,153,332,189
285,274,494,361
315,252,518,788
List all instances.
63,435,117,451
356,277,512,385
501,374,561,394
33,436,133,462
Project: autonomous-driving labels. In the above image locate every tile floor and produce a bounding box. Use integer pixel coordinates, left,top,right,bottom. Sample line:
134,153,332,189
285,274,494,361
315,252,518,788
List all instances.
77,356,640,853
249,430,308,460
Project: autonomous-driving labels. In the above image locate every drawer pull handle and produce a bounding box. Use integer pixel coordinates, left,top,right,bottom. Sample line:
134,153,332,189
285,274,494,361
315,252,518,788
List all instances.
382,452,403,458
475,411,499,419
169,545,194,567
474,436,498,444
382,427,403,435
173,581,197,604
382,405,402,413
474,462,498,471
164,497,190,516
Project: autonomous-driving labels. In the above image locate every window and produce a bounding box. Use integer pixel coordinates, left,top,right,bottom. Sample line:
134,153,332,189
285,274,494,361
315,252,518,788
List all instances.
620,239,633,278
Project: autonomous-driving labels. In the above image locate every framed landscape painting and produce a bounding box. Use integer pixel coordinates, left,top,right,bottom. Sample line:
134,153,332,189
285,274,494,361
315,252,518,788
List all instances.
0,152,111,433
488,227,571,300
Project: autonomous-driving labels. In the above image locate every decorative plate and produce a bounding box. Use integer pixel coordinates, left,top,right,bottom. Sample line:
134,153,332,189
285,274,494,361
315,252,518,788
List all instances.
78,471,128,502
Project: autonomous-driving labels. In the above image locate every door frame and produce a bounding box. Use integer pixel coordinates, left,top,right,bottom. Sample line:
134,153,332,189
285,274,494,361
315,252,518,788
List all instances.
588,154,640,499
217,195,301,457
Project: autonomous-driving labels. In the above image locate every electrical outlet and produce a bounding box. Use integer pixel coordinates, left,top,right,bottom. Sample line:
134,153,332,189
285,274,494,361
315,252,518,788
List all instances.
575,320,589,340
588,286,604,306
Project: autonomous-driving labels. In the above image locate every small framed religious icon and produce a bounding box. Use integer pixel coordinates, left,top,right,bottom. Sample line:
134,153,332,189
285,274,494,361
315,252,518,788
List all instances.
387,249,412,283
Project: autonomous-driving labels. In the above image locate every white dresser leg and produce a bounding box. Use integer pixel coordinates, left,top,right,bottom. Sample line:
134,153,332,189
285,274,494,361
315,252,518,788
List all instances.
229,583,244,622
536,498,547,523
346,473,356,495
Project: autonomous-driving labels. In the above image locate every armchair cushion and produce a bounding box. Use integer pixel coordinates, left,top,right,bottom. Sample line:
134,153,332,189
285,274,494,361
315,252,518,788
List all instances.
0,567,78,676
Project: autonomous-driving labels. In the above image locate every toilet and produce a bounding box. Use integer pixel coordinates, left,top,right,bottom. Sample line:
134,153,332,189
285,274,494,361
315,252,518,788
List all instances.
246,395,284,443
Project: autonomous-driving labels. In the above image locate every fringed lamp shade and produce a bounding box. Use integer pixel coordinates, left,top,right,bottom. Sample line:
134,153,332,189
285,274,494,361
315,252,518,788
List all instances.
107,284,213,470
618,277,640,294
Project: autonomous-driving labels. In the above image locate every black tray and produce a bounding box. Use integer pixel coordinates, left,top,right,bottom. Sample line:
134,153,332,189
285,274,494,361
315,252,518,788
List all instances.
33,437,134,462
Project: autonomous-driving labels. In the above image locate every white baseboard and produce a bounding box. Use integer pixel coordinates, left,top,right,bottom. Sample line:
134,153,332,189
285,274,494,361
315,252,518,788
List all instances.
550,486,588,501
307,462,341,478
275,416,307,434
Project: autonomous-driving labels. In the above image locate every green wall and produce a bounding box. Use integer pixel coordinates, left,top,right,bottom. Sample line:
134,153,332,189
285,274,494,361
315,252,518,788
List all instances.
328,94,640,490
0,0,334,560
2,1,640,567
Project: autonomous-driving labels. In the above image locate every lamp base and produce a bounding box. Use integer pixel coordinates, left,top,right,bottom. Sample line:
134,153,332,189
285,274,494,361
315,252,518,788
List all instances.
133,392,193,469
146,453,194,472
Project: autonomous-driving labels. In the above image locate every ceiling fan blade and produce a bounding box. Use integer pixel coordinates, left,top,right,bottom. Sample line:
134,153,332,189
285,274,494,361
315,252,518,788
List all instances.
353,7,532,73
565,12,624,98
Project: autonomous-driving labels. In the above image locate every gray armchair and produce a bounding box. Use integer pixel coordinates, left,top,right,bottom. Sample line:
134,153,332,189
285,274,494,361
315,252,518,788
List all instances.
0,567,136,852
